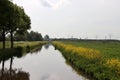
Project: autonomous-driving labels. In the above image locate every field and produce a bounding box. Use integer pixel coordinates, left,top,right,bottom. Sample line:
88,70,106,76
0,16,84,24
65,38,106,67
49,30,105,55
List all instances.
1,40,120,79
53,40,120,80
62,40,120,59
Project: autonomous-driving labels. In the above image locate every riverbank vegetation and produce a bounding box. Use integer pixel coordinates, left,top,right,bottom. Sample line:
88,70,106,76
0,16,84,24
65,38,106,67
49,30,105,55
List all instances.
53,41,120,80
0,41,46,61
0,41,46,52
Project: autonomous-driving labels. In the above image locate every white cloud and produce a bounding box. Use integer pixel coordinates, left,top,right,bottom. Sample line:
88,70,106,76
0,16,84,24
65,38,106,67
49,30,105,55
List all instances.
41,0,71,9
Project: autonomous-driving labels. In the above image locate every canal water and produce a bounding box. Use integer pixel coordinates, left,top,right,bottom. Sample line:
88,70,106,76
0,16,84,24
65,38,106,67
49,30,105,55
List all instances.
0,44,89,80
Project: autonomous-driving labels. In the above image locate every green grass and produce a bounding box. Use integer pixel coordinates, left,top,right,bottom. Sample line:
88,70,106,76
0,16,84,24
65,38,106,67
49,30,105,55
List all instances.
62,40,120,59
0,41,10,48
0,41,46,48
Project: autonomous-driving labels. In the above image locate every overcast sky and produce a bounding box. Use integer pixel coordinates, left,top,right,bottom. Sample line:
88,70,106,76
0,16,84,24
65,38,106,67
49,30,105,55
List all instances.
13,0,120,39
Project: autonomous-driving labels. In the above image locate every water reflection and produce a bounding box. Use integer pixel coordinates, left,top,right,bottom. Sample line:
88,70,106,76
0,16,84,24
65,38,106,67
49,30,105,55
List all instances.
0,45,89,80
0,44,45,80
44,43,51,50
41,74,62,80
0,53,30,80
0,58,30,80
30,45,43,54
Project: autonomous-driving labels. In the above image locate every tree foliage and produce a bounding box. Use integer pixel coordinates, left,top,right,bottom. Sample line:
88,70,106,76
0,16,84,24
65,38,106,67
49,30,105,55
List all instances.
14,31,43,41
0,0,31,48
44,35,50,40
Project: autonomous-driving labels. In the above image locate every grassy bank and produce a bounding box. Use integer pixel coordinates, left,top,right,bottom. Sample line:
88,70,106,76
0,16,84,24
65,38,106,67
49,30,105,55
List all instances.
53,41,120,80
0,41,46,52
1,41,46,47
14,41,46,52
0,41,46,61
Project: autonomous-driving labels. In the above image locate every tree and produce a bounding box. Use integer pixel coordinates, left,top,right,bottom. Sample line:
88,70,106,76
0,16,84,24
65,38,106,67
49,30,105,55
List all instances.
7,3,31,48
0,0,12,48
13,30,43,41
44,35,50,41
0,0,31,48
26,31,43,41
14,33,26,41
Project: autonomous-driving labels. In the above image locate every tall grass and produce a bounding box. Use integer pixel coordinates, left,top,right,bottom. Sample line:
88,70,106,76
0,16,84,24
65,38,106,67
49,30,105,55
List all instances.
53,41,120,80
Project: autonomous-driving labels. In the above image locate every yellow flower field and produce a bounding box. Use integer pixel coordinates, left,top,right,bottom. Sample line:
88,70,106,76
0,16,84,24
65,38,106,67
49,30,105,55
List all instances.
53,41,102,60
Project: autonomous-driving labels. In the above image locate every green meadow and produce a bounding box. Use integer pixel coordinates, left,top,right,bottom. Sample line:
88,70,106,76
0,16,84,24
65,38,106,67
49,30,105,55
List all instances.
62,40,120,59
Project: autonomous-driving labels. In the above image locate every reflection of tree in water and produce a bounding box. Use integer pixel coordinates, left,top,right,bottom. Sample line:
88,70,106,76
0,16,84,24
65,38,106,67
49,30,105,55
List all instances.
0,68,29,80
0,56,30,80
30,46,42,54
44,44,51,50
0,44,43,80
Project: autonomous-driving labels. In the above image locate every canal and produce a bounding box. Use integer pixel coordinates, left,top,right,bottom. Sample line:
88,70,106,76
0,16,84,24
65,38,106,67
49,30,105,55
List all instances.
0,44,89,80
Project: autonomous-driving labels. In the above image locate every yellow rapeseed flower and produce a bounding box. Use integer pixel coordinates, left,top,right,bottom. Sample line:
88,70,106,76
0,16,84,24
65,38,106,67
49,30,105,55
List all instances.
53,41,102,60
105,58,120,74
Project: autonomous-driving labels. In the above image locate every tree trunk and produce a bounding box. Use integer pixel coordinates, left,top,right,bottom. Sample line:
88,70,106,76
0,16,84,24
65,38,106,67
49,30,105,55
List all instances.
1,60,5,79
10,30,14,80
10,57,13,80
10,31,13,48
2,27,5,49
10,57,13,71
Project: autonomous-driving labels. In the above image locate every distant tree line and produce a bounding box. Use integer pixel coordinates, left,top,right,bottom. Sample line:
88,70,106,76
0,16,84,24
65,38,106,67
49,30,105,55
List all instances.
14,30,43,41
44,34,50,41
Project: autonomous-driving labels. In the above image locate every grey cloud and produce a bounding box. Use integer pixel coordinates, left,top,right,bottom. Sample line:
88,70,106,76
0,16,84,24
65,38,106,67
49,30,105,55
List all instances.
41,0,52,7
13,0,120,39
